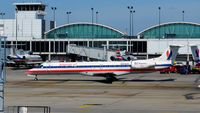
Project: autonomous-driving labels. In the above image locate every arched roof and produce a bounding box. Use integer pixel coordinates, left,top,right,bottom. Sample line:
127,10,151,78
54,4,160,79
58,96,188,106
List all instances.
137,22,200,39
45,22,127,39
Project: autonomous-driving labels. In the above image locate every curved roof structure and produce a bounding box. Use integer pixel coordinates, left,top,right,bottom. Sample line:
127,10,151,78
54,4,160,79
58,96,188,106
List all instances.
138,22,200,39
45,22,127,39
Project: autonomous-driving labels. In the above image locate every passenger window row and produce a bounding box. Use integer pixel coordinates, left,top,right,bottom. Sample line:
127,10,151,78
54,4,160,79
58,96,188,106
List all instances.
37,65,131,68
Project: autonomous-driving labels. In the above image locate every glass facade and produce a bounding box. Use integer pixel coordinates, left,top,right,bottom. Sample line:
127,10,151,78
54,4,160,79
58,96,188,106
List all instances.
45,23,125,39
132,41,147,53
139,22,200,39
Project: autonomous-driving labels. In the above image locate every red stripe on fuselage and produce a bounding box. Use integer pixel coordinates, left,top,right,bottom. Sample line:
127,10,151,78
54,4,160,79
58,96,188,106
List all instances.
26,68,164,74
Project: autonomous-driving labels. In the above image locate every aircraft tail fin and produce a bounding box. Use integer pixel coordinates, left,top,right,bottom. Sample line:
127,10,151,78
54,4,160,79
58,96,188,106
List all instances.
10,45,21,59
190,45,200,62
158,45,183,64
115,46,123,61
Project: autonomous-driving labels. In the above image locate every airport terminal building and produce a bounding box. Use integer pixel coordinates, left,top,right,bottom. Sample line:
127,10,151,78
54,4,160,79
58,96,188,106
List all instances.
1,2,200,61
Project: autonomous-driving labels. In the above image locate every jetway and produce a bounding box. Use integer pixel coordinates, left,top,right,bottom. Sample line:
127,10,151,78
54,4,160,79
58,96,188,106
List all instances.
66,44,118,61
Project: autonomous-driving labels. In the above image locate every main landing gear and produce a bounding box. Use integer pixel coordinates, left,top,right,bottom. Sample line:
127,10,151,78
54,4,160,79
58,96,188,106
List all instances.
34,75,38,81
106,74,118,82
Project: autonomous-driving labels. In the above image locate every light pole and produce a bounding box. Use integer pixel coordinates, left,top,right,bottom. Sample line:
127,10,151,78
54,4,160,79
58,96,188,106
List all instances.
128,6,133,36
128,6,135,53
96,11,99,23
182,10,185,22
51,7,57,27
131,10,135,36
0,13,5,19
66,11,72,24
91,8,94,24
51,7,57,53
91,8,94,47
158,7,161,39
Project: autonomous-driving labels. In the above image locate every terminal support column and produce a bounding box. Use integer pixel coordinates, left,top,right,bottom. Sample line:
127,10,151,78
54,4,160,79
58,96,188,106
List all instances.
126,40,128,51
30,40,32,52
87,41,90,61
106,41,109,50
48,41,51,61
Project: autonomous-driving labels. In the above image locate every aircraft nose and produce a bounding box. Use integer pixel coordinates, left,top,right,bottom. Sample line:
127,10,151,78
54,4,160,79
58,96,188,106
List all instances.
25,69,33,73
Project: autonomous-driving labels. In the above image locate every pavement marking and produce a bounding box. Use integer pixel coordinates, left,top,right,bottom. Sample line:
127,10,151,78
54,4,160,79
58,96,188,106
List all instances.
77,104,93,108
159,112,178,113
77,104,103,108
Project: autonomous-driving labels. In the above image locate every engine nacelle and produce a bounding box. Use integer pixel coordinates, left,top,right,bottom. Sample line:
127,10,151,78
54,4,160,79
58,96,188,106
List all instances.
22,56,26,59
7,56,12,60
110,56,124,61
127,57,131,61
110,56,116,61
28,51,33,55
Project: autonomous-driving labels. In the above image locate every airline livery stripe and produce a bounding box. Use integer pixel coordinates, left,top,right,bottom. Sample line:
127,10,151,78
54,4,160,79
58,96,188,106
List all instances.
155,64,171,66
35,64,170,69
196,50,199,57
26,68,164,73
37,65,132,69
167,51,172,60
26,69,132,73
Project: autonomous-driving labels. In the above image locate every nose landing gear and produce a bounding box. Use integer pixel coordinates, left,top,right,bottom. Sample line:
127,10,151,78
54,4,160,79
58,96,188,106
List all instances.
34,75,38,81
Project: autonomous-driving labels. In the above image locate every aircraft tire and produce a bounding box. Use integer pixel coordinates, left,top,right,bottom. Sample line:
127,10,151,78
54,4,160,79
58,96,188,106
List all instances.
34,78,38,81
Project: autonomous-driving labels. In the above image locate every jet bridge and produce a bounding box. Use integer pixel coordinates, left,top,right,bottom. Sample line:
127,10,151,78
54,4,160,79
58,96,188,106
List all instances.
66,44,118,61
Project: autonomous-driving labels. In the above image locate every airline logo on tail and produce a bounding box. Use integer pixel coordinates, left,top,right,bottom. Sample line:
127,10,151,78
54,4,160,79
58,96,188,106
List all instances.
166,50,172,60
190,45,200,62
115,46,123,61
195,49,199,58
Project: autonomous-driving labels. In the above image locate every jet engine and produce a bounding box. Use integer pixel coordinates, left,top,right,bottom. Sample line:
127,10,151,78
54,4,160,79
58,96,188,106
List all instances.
22,56,26,59
7,56,12,60
110,56,116,61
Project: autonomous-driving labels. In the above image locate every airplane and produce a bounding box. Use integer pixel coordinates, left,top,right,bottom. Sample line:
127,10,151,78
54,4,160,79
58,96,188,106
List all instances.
26,45,182,81
190,45,200,63
7,46,43,67
110,46,125,61
190,45,200,86
120,51,137,61
110,46,137,61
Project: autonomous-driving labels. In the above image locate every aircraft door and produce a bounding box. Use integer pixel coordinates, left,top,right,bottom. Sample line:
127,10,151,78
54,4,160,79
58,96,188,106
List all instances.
100,63,104,70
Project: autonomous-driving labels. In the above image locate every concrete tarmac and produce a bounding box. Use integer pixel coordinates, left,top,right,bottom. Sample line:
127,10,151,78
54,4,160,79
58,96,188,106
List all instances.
4,68,200,113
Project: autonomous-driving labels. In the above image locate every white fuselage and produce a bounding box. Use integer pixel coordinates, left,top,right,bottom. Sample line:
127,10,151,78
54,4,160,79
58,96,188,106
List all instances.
13,54,43,65
26,59,171,76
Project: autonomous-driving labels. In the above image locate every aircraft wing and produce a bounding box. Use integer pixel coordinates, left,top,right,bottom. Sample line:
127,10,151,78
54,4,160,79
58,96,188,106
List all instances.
80,71,130,77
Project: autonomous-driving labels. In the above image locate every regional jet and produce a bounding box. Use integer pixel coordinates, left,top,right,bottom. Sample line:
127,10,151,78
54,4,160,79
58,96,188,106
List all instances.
110,46,137,61
26,45,182,81
7,46,43,67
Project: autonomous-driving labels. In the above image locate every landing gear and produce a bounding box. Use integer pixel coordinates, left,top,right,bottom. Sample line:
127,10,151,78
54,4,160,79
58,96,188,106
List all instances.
106,75,118,82
34,75,38,81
